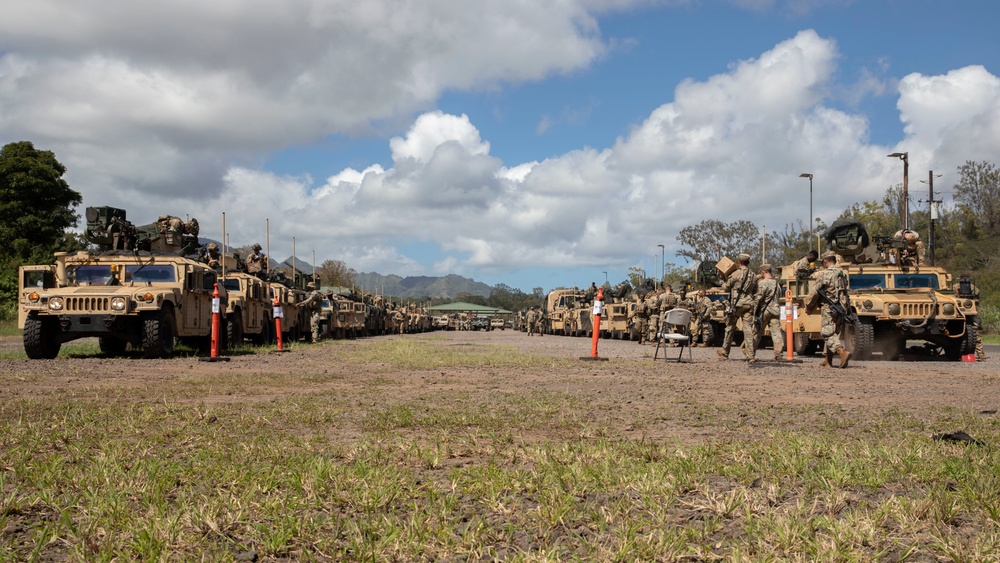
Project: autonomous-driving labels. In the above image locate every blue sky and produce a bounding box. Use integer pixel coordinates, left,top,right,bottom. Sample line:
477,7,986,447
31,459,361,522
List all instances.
3,0,999,294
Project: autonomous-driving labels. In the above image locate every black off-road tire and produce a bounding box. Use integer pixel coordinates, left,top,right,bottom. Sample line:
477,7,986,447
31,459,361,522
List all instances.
853,319,874,361
945,321,977,361
143,306,176,359
252,315,274,345
226,313,244,350
23,314,61,359
99,336,128,357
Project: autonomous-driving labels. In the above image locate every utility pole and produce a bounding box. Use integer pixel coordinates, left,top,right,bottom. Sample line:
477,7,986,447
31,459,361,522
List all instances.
921,170,943,265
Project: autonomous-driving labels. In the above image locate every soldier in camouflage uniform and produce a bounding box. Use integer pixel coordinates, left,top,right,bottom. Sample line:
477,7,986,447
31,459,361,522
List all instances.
305,282,324,343
645,288,661,345
656,284,680,345
692,289,713,347
247,243,267,274
633,293,650,345
718,253,758,363
967,279,987,361
754,264,784,360
203,242,222,269
806,251,852,368
526,307,540,336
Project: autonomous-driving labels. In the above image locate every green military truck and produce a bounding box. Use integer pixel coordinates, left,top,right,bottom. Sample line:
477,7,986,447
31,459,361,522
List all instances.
18,206,225,359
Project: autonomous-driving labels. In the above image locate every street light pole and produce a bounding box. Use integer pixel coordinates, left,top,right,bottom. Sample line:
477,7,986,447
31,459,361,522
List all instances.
888,152,909,230
603,271,608,283
657,244,665,283
799,173,813,252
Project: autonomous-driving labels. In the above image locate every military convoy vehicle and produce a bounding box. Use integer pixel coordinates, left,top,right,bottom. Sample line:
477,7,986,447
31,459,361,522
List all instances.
544,288,588,336
18,206,225,359
783,220,976,360
598,300,630,339
220,271,274,346
327,293,365,338
268,283,307,343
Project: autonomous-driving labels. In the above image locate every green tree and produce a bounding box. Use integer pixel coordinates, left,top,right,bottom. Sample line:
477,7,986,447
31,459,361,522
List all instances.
0,141,82,261
953,160,1000,237
316,259,357,288
676,219,762,263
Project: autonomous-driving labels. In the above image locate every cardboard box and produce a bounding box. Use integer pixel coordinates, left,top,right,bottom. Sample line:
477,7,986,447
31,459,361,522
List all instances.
716,256,737,278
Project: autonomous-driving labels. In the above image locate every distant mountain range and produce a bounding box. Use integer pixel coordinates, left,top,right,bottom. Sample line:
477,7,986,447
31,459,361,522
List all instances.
352,272,493,299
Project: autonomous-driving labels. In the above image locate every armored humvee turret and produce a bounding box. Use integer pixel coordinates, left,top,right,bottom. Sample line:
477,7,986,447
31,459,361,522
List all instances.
18,206,226,359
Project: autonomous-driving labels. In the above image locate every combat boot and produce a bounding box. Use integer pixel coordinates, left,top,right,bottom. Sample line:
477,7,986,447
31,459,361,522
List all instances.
820,350,833,367
716,349,728,361
836,347,851,368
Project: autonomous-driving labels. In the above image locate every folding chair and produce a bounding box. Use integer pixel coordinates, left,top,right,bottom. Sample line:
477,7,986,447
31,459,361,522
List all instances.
653,308,693,362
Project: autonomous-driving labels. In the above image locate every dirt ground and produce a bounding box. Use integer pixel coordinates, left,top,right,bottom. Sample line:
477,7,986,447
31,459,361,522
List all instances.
1,330,996,445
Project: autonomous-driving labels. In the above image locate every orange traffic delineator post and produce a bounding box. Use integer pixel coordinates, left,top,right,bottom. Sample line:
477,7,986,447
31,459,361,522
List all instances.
783,288,801,363
581,286,609,361
270,295,289,353
199,282,231,362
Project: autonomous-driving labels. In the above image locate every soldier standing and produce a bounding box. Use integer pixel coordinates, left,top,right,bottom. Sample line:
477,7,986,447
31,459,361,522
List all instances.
656,284,680,345
962,277,987,361
806,251,852,368
306,282,324,343
718,253,759,363
633,293,650,345
692,289,713,347
526,307,537,336
645,288,661,345
754,264,784,360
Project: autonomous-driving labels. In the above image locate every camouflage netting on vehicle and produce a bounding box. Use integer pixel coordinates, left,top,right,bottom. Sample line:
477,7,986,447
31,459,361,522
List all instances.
825,220,870,256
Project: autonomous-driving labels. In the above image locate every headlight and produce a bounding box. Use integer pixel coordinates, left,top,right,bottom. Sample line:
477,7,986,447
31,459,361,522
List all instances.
887,303,900,316
49,297,64,311
942,303,955,316
863,299,873,310
111,297,127,311
964,299,973,308
28,292,40,303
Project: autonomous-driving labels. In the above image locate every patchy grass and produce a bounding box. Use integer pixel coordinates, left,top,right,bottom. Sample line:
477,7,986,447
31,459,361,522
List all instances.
1,339,998,561
343,337,561,370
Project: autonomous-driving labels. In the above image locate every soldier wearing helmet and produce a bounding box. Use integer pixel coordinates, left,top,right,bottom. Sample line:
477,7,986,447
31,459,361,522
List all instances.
202,242,221,269
247,243,267,274
897,229,925,265
806,251,851,368
305,281,324,343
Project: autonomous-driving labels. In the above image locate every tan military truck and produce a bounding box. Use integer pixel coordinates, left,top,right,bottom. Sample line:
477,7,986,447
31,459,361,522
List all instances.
220,271,274,346
18,206,224,359
598,300,630,339
327,294,365,338
268,283,306,343
545,288,587,336
784,220,975,360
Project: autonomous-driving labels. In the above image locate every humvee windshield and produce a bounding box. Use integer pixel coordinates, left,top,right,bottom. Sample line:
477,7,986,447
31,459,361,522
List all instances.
850,274,886,290
126,265,176,283
222,279,242,291
707,294,729,303
894,274,939,289
72,265,114,284
322,299,331,308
